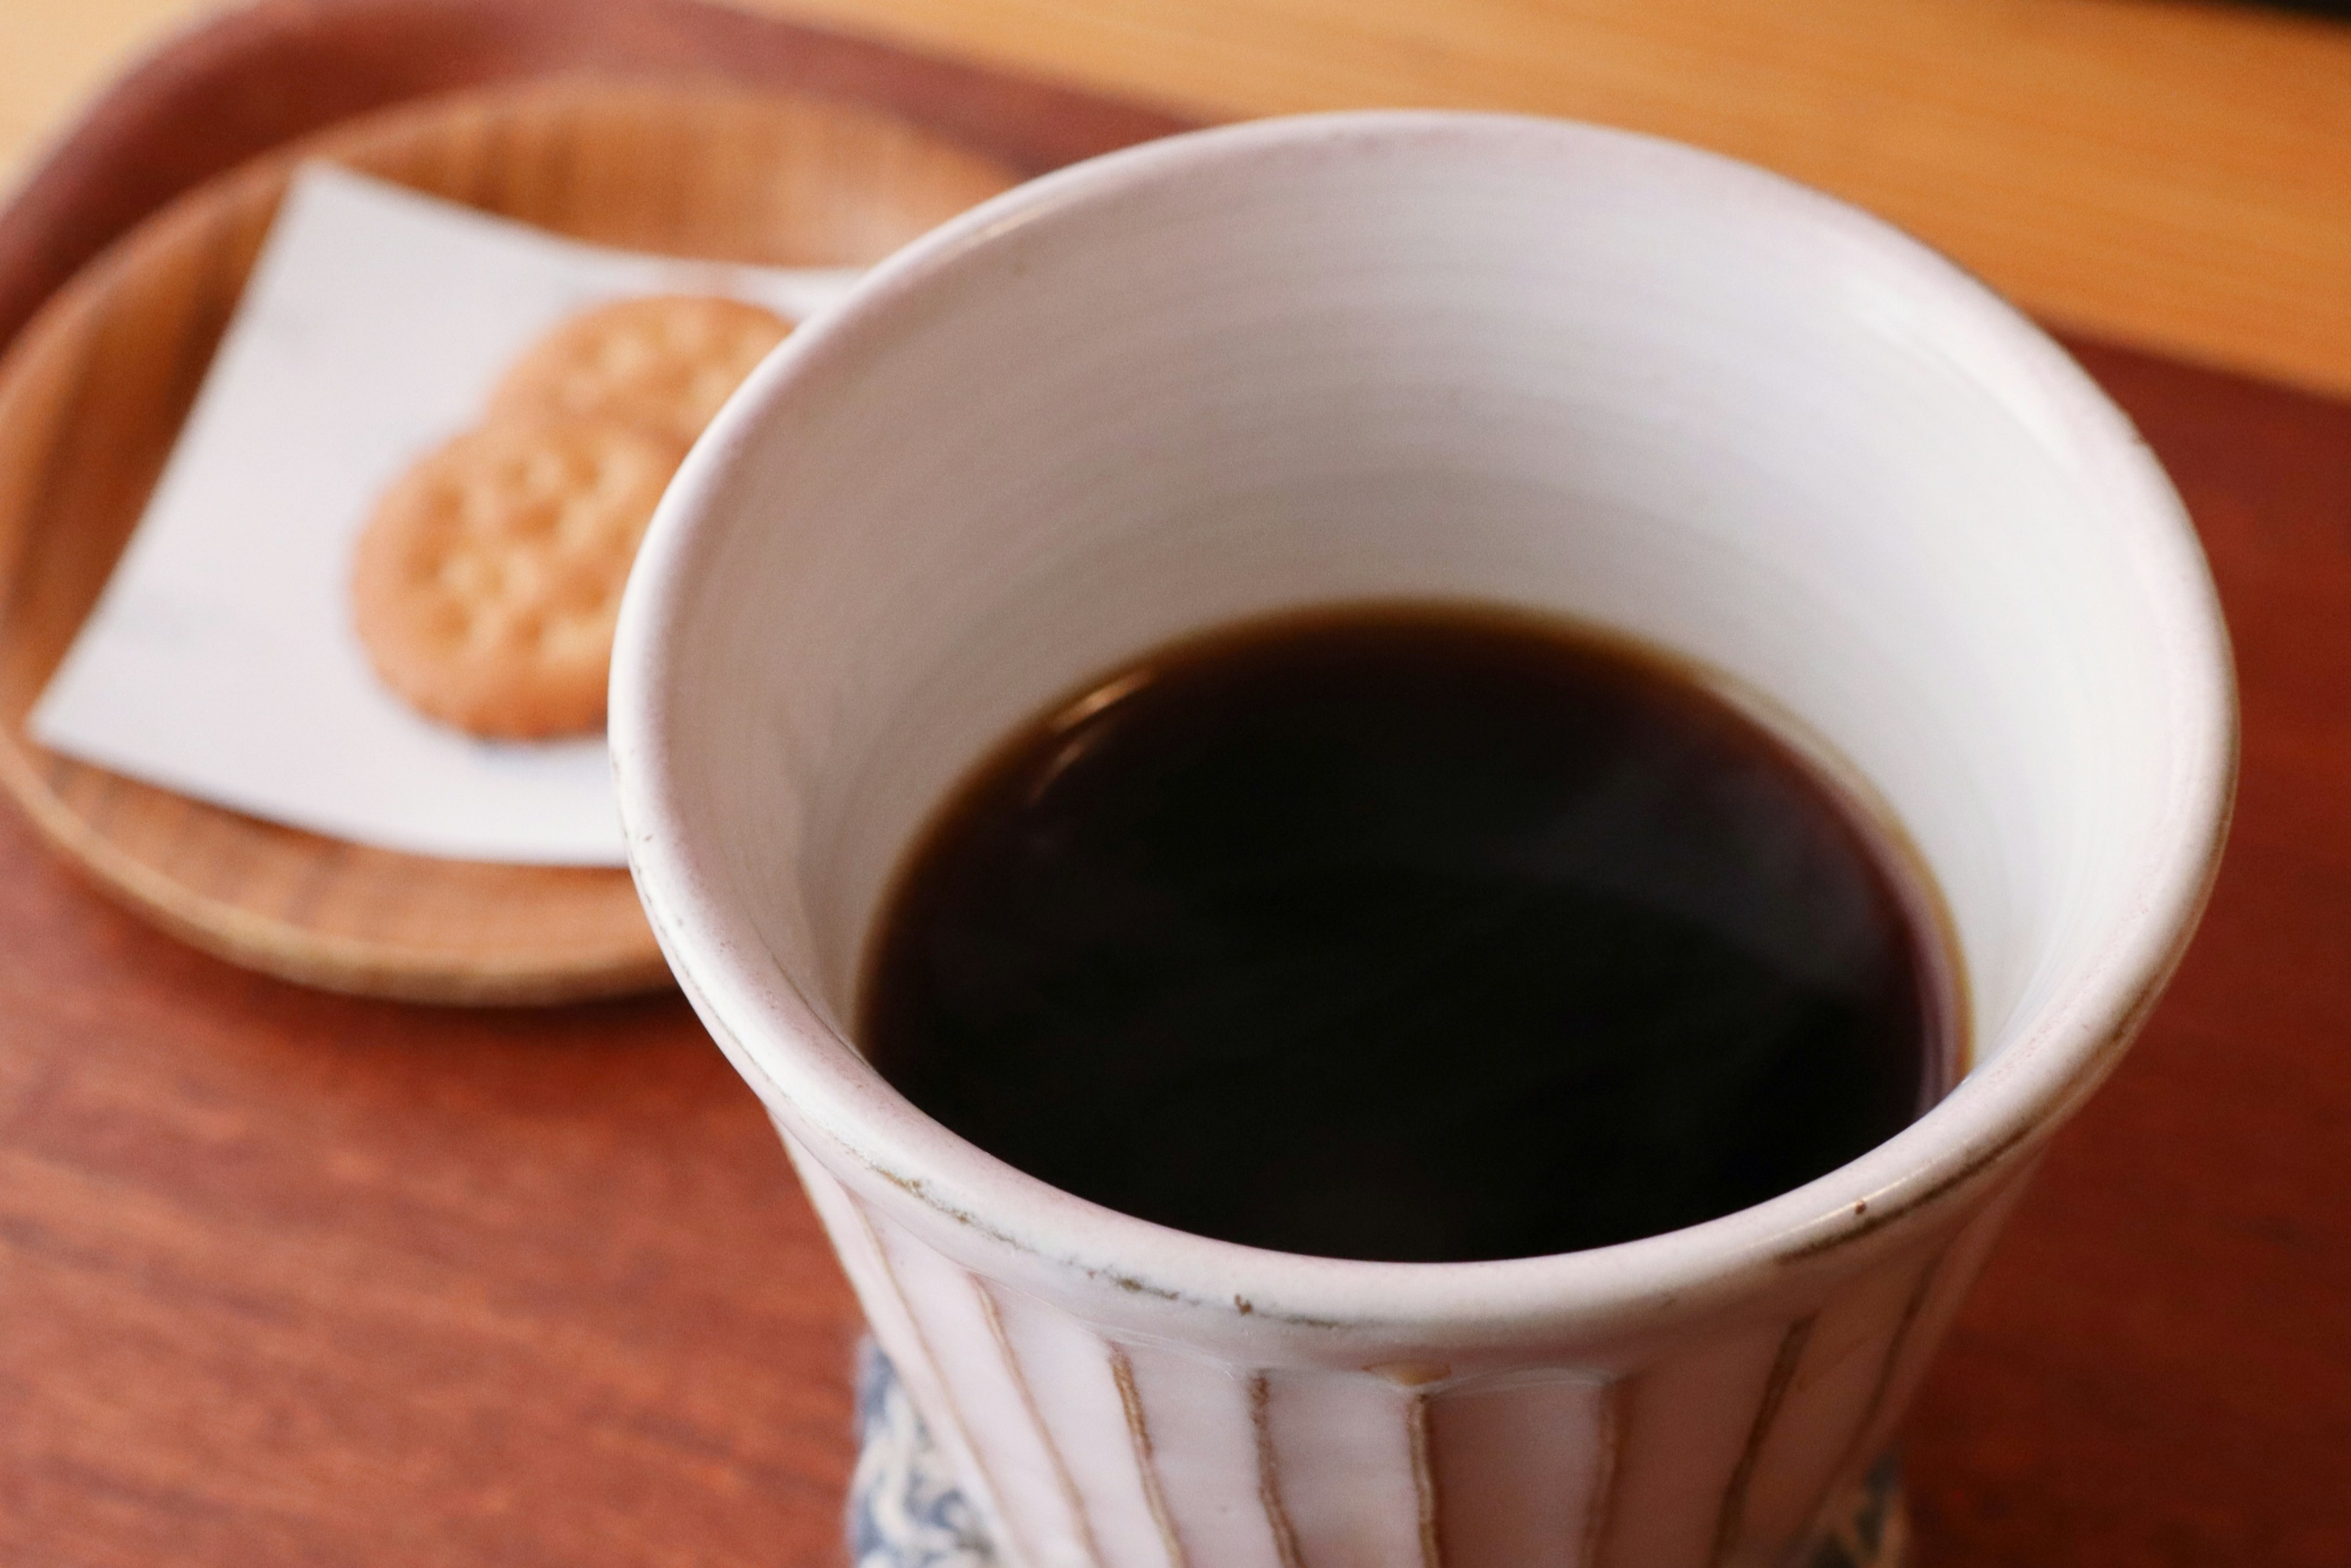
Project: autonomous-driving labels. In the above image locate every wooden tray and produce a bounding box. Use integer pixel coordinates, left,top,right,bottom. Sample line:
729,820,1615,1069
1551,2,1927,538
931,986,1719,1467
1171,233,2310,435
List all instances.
0,77,1024,1003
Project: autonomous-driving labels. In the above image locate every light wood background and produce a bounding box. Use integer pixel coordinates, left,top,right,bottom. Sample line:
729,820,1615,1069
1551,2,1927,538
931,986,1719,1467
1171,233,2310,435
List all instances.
6,0,2350,397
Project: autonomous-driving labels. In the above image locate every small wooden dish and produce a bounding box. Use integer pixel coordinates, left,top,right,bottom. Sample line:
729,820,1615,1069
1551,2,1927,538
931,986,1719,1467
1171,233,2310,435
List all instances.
0,77,1019,1003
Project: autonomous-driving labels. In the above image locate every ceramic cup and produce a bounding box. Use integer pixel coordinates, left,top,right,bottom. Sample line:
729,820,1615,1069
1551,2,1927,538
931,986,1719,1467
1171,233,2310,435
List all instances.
610,112,2235,1568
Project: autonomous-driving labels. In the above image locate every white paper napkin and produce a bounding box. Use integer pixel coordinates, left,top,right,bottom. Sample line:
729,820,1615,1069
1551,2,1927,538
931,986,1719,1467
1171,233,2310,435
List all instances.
31,165,860,866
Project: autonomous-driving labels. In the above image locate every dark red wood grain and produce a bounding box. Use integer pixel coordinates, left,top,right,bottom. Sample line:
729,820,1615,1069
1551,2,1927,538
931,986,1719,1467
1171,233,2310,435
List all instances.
0,847,859,1566
1,2,2345,1562
1905,339,2351,1568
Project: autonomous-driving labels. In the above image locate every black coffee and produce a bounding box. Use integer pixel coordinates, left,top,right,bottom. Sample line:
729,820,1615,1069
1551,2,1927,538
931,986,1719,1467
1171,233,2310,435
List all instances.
860,606,1955,1263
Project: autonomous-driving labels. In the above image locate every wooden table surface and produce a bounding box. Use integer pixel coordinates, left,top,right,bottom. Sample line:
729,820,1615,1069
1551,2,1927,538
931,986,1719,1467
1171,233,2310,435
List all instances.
2,2,2347,1566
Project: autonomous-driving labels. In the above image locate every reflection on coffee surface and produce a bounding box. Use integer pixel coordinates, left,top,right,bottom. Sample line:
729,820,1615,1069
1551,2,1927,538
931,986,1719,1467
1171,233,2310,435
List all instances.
860,606,1957,1263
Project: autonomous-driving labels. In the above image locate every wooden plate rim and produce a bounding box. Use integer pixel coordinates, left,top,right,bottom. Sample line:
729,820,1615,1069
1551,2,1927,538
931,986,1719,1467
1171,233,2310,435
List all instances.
0,76,1019,1005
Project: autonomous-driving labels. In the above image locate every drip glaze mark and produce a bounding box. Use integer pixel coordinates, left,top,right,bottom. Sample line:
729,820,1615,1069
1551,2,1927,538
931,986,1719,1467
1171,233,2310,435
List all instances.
1711,1316,1817,1566
848,1203,1037,1568
1578,1379,1625,1568
1110,1348,1191,1568
1835,1251,1944,1482
1250,1374,1307,1568
1408,1392,1442,1567
974,1281,1107,1568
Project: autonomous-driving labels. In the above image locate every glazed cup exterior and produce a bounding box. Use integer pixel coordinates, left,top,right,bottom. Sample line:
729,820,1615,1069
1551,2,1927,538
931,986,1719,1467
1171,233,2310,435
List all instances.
610,113,2235,1568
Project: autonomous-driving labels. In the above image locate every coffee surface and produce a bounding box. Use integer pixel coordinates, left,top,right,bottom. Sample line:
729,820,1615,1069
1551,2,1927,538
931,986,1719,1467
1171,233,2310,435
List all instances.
860,607,1952,1262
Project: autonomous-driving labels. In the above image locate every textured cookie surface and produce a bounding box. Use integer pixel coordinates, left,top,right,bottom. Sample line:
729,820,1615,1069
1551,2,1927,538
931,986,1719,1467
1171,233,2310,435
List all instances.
490,295,792,444
352,416,687,738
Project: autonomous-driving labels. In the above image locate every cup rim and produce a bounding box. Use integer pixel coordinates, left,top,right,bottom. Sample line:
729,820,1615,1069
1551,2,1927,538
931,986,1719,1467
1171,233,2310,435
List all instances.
610,109,2236,1339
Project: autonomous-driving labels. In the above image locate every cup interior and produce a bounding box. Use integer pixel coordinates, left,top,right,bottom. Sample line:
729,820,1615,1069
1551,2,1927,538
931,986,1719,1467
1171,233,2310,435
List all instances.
616,114,2230,1277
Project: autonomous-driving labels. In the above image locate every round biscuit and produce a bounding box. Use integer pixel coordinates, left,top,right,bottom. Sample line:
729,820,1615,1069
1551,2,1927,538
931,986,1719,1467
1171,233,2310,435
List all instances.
351,415,688,739
489,294,792,445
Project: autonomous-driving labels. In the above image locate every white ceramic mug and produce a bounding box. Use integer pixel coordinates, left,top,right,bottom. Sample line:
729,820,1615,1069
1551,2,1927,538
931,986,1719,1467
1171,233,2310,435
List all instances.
610,113,2234,1568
